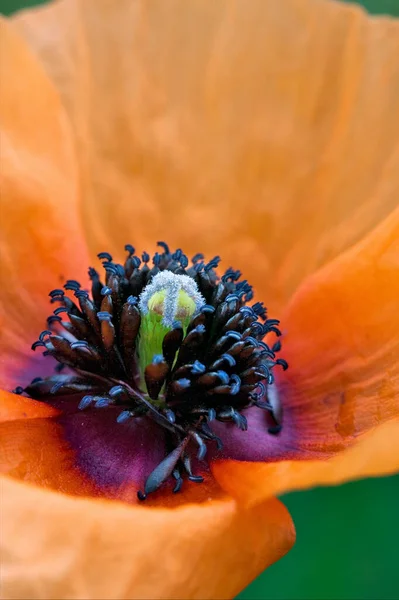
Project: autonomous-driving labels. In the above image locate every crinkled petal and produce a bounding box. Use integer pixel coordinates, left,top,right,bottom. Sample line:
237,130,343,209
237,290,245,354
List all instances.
11,0,399,311
0,18,88,390
1,476,294,600
280,205,399,448
212,206,399,501
212,417,399,506
0,390,170,503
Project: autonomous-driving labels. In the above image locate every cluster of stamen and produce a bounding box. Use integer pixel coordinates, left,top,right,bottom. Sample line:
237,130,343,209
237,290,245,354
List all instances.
20,242,287,498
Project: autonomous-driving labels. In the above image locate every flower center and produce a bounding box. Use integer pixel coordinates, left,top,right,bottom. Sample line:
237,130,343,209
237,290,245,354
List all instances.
137,271,205,395
20,242,287,499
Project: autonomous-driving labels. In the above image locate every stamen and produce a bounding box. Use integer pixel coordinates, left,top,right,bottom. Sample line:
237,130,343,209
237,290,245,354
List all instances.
23,242,287,499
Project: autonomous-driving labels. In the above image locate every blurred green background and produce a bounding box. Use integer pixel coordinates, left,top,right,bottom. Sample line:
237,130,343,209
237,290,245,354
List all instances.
1,0,399,598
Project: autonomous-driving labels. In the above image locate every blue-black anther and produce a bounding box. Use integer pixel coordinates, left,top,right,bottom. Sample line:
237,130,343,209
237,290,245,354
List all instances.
109,385,124,398
225,331,241,341
95,397,110,408
39,330,52,342
191,253,204,263
117,410,132,424
97,311,112,321
49,289,64,298
53,306,69,315
125,244,135,255
78,395,94,410
201,304,215,314
229,374,241,395
157,241,170,254
216,370,229,385
71,341,89,349
31,341,45,351
208,408,216,421
98,251,113,262
180,254,189,268
191,360,206,375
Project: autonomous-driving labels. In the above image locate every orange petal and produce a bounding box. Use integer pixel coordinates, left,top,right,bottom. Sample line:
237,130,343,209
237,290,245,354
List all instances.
280,205,399,449
1,476,294,600
0,389,59,422
12,0,399,311
0,390,232,508
0,18,89,390
0,389,102,498
212,417,399,507
213,205,399,502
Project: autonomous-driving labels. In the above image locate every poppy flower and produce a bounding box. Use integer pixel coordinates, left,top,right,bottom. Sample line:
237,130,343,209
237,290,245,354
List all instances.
1,0,399,598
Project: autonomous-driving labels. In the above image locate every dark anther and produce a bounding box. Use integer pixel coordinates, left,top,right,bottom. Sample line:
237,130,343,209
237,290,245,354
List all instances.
104,263,118,274
53,306,69,316
109,385,125,398
78,395,94,410
49,289,65,298
70,340,89,349
97,252,113,262
200,304,215,314
64,280,81,291
191,360,206,375
204,256,220,271
47,315,62,325
190,431,207,461
157,241,170,254
142,251,150,263
13,386,24,395
191,253,204,263
180,254,189,268
275,358,289,370
125,244,135,256
229,374,241,395
38,330,52,342
252,302,267,320
208,408,216,421
164,409,176,424
117,410,133,424
94,397,111,408
172,469,183,493
97,311,112,321
172,249,182,261
75,290,89,300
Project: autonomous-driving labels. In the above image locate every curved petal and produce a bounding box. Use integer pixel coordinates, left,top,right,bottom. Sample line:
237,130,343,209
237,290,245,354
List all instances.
1,477,294,600
212,205,399,501
12,0,399,311
0,19,89,391
0,390,180,504
0,390,227,508
280,205,399,448
212,417,399,506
